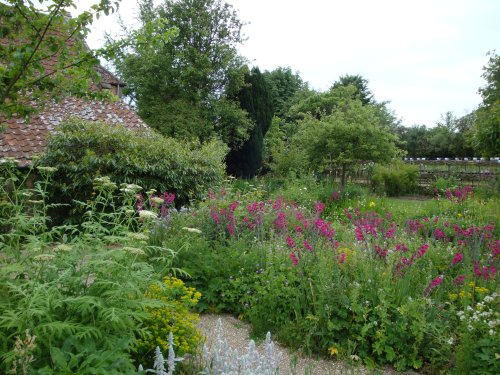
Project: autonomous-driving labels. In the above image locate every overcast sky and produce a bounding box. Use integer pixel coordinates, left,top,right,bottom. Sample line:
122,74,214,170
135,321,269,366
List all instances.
79,0,500,127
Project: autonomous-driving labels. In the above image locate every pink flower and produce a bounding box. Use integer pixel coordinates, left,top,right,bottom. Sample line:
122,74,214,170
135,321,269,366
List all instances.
401,257,413,266
314,201,326,215
451,253,463,265
474,261,496,279
247,202,257,214
330,191,340,201
375,245,387,258
434,228,447,240
229,201,240,212
354,226,364,241
274,212,287,230
303,240,313,252
396,243,408,252
290,252,299,266
163,192,176,205
272,197,284,210
339,253,346,264
286,236,295,248
453,274,466,285
488,240,499,257
385,227,396,239
210,210,220,225
445,189,452,199
413,244,429,260
424,275,444,295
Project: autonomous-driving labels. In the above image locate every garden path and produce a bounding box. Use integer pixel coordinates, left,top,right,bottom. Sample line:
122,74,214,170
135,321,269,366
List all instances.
199,314,418,375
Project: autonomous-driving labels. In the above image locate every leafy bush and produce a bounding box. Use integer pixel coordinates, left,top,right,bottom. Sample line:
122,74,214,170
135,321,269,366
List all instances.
135,277,202,366
36,118,227,217
0,169,191,374
372,161,419,196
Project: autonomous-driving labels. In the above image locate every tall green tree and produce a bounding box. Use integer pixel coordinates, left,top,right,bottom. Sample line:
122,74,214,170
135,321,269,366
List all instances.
331,74,374,105
473,51,500,156
400,125,432,157
0,0,119,117
262,67,306,119
291,90,400,185
111,0,253,148
226,67,273,177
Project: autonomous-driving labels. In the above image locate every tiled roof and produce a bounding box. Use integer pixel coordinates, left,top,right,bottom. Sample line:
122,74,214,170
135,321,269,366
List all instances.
1,8,149,166
0,97,150,167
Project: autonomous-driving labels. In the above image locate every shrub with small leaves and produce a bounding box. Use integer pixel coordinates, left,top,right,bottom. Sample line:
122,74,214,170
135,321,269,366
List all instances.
135,277,202,366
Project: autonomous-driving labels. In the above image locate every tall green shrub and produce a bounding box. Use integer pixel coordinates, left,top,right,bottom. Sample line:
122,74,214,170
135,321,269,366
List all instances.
226,67,274,178
371,161,419,196
36,118,227,213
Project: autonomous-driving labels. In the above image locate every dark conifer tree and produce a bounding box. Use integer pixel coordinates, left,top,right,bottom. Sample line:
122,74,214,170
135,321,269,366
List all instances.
226,67,274,177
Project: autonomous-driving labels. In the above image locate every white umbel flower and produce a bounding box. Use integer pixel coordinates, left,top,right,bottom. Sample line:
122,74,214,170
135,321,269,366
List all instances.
139,210,157,220
182,227,202,234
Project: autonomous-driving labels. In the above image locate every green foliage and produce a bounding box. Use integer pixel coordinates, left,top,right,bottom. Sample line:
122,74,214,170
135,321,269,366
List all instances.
372,162,419,196
226,67,274,178
135,276,202,366
0,0,119,117
262,67,306,119
293,92,400,184
331,74,374,105
474,103,500,157
0,170,184,374
454,292,500,374
472,51,500,157
263,121,308,177
109,0,253,149
163,176,498,372
397,112,476,158
288,85,353,120
36,118,227,212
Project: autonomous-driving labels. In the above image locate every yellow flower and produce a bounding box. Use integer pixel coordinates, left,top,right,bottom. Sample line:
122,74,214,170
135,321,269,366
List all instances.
459,290,472,299
328,346,339,356
475,287,489,294
448,293,458,301
457,213,463,218
369,201,376,208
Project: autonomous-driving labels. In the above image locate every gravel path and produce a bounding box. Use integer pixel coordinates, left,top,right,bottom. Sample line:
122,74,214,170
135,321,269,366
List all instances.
199,314,418,375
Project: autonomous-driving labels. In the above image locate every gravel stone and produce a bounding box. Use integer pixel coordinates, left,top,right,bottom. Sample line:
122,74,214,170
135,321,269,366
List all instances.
199,314,418,375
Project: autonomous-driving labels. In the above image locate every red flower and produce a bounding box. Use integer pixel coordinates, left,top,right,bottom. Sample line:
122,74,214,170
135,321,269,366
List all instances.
303,240,313,252
451,253,463,265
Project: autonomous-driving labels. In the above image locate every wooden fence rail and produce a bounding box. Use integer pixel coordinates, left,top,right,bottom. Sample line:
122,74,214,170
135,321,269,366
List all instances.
327,158,500,187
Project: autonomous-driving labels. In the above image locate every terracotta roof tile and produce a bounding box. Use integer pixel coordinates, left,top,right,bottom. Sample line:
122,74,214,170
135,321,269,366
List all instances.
1,96,150,167
1,11,149,167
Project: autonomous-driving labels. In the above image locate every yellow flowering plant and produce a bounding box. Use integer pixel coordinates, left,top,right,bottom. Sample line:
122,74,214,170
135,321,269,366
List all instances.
135,277,202,365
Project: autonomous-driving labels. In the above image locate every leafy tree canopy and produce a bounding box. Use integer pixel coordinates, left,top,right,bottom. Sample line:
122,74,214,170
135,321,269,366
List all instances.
331,74,374,105
272,92,401,184
474,51,499,156
262,67,306,119
110,0,253,148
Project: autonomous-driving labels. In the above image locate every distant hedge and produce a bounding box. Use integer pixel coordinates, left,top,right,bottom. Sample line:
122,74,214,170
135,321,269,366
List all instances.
371,161,419,196
36,118,227,208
